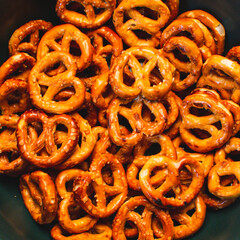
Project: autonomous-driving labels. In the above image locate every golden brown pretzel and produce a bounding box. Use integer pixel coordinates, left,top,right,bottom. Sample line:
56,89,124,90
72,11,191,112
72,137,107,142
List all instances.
28,51,86,114
17,110,79,168
226,46,240,64
180,88,234,152
19,170,58,224
113,0,170,47
37,24,93,71
73,153,128,218
112,196,174,240
162,36,203,92
0,79,30,115
178,9,225,54
0,53,36,85
162,0,179,22
8,19,53,57
110,47,175,100
56,0,116,29
139,155,205,208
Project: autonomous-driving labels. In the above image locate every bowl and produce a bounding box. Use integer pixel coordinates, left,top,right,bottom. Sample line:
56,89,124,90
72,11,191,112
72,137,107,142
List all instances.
0,0,239,239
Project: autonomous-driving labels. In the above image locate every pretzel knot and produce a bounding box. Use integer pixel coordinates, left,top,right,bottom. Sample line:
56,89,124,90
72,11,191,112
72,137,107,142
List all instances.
16,110,79,168
110,47,175,100
8,19,53,57
113,0,170,47
37,24,93,71
107,97,167,147
19,170,58,224
73,153,128,218
28,51,86,114
180,88,234,153
56,0,116,29
112,196,174,240
139,155,205,208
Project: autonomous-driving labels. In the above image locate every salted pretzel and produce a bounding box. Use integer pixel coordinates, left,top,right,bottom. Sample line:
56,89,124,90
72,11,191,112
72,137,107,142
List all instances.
73,153,128,218
54,113,96,170
16,110,79,168
113,0,170,47
162,36,203,92
37,24,93,71
107,96,167,146
180,88,234,153
197,55,240,104
19,170,58,224
153,193,206,239
51,222,112,240
139,155,205,208
0,114,30,175
110,47,175,100
0,79,30,115
28,51,86,114
56,0,116,29
178,9,225,55
8,20,53,57
226,46,240,64
112,196,174,240
0,53,36,85
127,134,177,191
87,26,123,66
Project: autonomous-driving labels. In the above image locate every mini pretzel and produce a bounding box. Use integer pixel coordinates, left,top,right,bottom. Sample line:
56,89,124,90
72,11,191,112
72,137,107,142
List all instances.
87,26,123,66
127,134,177,191
19,170,58,224
37,24,93,71
0,53,36,85
56,0,116,29
178,9,225,54
0,79,30,115
112,196,174,240
139,155,204,208
113,0,170,47
51,223,112,240
17,110,79,168
162,36,203,92
153,193,206,239
110,47,174,100
8,20,53,57
197,55,240,104
226,46,240,64
162,0,179,22
180,88,234,152
73,153,128,218
28,51,86,114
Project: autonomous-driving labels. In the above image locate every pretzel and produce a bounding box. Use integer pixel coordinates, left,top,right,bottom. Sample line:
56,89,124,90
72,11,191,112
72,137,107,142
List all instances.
162,0,179,23
87,26,123,66
37,24,93,71
107,96,167,146
16,110,79,168
178,10,225,55
127,134,177,191
180,88,234,152
0,53,36,85
56,0,116,29
153,193,206,239
19,170,58,224
162,36,203,92
110,47,174,100
73,153,128,218
139,155,204,208
8,20,53,57
51,222,112,240
226,46,240,64
113,0,170,47
28,51,86,114
197,55,240,104
112,196,174,240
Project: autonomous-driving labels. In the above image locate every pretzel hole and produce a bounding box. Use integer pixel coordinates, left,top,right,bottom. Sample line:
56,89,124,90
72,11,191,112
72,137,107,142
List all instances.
6,90,25,106
179,142,199,154
0,150,20,164
186,207,196,217
226,151,240,162
132,29,153,40
190,128,211,139
68,204,87,220
123,68,135,86
144,143,161,156
53,87,75,102
101,164,114,186
124,221,138,238
210,68,233,80
173,48,190,63
177,31,194,41
149,67,164,86
77,64,100,79
134,7,159,20
220,175,238,186
45,62,67,77
123,11,131,24
142,103,156,122
66,1,85,15
152,216,164,238
69,40,82,57
189,106,212,116
118,114,133,133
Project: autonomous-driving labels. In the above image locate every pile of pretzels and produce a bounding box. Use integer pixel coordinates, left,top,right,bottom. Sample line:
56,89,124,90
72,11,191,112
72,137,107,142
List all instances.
1,0,240,239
